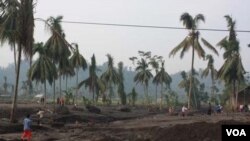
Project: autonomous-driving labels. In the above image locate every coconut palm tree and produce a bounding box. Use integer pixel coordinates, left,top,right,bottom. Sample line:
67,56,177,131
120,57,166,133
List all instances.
2,0,35,122
169,13,218,109
117,62,126,105
79,54,105,104
149,56,160,104
44,15,71,100
153,61,172,109
101,54,119,103
70,43,87,103
179,70,200,108
134,58,153,104
0,0,19,73
217,15,246,110
28,43,57,106
202,54,217,102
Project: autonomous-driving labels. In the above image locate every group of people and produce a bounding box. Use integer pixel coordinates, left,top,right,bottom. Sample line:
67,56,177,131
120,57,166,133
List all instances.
57,97,65,106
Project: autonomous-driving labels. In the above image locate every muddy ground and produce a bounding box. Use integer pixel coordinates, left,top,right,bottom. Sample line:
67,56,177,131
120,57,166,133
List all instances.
0,103,250,141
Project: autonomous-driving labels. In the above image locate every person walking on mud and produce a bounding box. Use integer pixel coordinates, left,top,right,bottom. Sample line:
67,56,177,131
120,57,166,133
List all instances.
21,114,32,141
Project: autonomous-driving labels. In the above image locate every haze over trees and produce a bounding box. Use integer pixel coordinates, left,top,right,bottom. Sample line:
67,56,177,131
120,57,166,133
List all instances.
0,0,249,123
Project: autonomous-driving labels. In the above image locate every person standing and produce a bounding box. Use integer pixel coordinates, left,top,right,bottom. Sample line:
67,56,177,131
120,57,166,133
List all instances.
181,105,188,117
21,114,32,141
37,109,45,126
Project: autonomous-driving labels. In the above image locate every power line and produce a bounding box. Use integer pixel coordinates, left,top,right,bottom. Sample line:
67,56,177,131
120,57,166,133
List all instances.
35,18,250,33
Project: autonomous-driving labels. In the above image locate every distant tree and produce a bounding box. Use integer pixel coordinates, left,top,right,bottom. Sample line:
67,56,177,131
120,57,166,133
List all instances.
134,58,153,105
101,54,119,104
169,13,218,109
28,43,57,106
202,54,217,103
70,43,87,103
153,61,172,109
128,87,137,106
117,62,126,105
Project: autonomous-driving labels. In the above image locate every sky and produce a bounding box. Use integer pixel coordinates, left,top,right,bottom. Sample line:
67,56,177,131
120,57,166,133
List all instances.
0,0,249,74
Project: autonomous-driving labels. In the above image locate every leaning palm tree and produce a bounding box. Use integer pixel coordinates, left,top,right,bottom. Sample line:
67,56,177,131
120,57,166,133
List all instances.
44,15,71,102
169,13,218,109
28,44,57,106
101,54,120,103
217,15,246,110
70,43,87,103
153,61,172,109
134,58,153,104
202,54,217,103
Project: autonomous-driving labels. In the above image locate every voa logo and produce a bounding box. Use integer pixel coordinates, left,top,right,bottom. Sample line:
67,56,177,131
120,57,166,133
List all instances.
226,129,246,136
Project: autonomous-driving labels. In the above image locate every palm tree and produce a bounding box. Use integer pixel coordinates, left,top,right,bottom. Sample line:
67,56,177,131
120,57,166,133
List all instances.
79,54,105,104
101,54,119,103
134,58,153,104
169,13,218,109
117,62,126,105
149,56,160,104
28,43,57,106
202,54,217,103
70,43,87,103
2,0,35,122
217,15,246,110
44,15,71,103
0,0,19,73
179,70,200,108
153,61,172,109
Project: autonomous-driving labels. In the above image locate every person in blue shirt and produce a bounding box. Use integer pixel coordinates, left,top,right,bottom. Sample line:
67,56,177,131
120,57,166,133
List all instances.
21,114,32,141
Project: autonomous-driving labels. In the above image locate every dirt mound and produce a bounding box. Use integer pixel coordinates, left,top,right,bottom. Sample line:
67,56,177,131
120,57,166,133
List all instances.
55,106,70,115
152,120,250,141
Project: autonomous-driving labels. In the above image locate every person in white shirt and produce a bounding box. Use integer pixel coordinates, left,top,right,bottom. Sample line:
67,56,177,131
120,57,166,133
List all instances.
37,109,45,126
181,105,188,117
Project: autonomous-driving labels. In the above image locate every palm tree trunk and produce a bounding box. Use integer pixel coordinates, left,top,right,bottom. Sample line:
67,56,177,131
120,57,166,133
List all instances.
160,83,163,110
53,79,56,112
188,42,195,109
75,68,79,104
155,84,158,105
66,75,68,90
28,56,32,95
236,81,239,110
59,74,62,98
44,82,46,106
13,44,17,74
232,80,236,111
10,44,22,123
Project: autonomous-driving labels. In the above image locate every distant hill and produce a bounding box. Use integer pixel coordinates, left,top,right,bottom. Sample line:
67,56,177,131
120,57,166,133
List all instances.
0,60,223,101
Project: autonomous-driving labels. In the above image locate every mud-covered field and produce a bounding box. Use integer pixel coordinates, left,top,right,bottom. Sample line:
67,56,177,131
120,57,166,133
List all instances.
0,103,250,141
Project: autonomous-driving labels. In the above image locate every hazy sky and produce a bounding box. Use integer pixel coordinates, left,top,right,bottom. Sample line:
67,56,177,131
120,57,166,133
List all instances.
0,0,249,74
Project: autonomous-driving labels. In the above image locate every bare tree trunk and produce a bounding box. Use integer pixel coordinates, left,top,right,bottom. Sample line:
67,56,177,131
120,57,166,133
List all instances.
66,75,68,90
188,44,195,109
10,44,22,123
236,81,239,111
28,55,32,95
